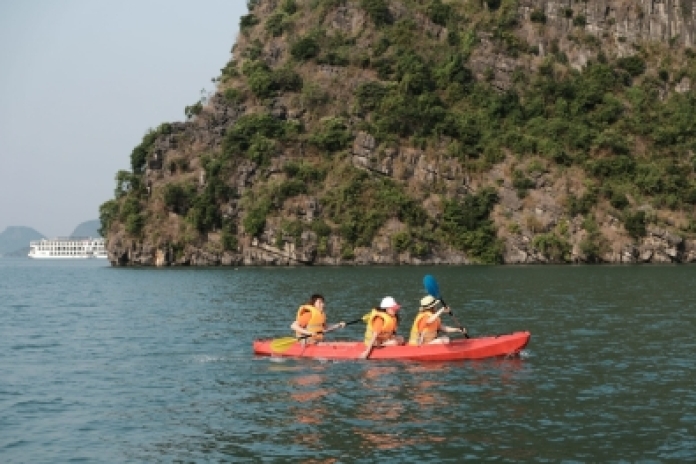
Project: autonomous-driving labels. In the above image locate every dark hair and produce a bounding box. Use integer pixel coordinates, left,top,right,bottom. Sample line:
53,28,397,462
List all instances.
308,294,325,305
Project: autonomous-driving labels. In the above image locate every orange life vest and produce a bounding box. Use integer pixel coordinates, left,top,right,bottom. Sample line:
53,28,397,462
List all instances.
364,309,397,346
408,311,441,345
295,304,326,341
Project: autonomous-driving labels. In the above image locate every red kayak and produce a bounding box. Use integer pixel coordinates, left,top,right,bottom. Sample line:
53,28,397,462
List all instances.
253,331,531,361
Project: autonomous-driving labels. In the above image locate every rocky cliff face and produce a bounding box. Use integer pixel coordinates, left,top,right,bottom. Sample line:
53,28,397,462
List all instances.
522,1,695,45
104,0,696,266
469,0,696,92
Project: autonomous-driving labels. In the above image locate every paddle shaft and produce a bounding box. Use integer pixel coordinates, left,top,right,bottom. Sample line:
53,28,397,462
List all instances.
437,296,469,338
449,310,470,339
295,317,364,340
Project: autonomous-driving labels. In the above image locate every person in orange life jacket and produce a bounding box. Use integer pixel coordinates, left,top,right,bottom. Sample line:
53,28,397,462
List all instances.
290,294,345,344
408,295,466,346
359,296,404,359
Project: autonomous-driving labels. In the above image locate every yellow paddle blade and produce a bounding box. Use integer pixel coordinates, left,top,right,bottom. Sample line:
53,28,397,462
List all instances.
270,337,299,353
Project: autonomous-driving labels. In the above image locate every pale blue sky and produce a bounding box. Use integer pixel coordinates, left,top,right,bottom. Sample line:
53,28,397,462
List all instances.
0,1,248,237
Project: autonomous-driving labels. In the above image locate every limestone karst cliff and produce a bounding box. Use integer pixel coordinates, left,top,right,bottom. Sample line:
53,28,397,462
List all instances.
101,0,696,266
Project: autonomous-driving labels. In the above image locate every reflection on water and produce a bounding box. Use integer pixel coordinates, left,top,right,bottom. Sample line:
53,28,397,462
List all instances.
290,369,332,427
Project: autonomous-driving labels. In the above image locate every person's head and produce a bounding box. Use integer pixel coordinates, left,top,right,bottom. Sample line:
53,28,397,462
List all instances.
309,294,325,310
380,296,401,315
419,295,439,312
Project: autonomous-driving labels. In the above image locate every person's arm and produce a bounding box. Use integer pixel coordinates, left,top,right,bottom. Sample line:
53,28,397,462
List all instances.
327,321,347,331
290,312,313,336
290,321,313,336
439,306,466,335
359,317,384,359
426,306,450,324
360,332,378,359
442,325,467,334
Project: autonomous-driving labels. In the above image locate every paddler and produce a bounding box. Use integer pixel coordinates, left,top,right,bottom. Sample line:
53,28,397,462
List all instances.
408,295,466,346
359,296,404,359
290,294,345,344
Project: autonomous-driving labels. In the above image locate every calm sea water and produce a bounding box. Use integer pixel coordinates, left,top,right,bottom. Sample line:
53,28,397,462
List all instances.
2,258,696,462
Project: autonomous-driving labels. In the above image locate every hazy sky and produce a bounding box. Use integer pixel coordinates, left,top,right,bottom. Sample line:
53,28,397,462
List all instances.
0,1,247,237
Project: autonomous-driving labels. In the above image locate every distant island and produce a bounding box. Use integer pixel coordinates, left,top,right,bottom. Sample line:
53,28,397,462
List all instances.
0,220,101,257
69,219,102,239
0,226,44,257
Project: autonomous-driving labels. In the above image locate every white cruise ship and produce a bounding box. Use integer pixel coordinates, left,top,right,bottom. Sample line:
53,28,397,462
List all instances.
28,237,107,259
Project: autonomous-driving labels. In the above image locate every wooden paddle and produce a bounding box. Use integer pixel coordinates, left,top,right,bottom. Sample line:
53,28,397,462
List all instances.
423,274,470,339
270,318,364,353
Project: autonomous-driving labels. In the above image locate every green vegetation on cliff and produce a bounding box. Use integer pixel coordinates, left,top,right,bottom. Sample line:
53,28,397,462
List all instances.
101,0,696,265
